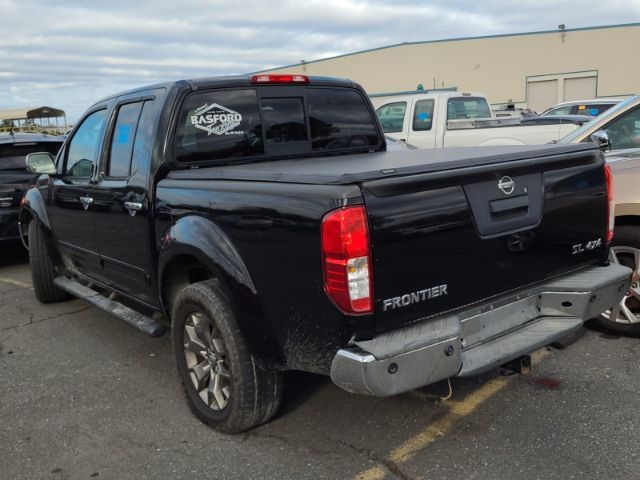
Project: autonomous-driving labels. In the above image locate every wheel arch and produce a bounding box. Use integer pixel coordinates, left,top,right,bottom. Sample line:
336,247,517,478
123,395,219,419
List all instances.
158,216,256,312
158,216,284,369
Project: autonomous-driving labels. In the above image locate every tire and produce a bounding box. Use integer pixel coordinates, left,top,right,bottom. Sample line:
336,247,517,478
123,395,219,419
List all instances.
171,279,283,433
28,220,71,304
590,225,640,336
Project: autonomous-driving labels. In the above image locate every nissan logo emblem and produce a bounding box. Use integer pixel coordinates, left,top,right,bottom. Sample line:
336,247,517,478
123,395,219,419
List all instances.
498,176,515,195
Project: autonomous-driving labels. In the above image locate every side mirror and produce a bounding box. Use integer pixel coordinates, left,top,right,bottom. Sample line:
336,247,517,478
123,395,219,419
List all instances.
25,152,56,174
590,130,611,152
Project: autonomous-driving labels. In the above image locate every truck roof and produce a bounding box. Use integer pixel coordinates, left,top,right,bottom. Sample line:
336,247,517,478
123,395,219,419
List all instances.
93,75,360,105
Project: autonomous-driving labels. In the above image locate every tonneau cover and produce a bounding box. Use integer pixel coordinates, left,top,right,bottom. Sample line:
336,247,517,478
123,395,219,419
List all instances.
166,143,597,185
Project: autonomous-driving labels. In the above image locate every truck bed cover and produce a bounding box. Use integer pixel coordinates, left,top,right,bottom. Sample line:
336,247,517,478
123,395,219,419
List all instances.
166,143,597,185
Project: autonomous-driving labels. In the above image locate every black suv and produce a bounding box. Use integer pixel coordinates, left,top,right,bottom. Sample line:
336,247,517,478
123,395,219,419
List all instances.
0,133,63,243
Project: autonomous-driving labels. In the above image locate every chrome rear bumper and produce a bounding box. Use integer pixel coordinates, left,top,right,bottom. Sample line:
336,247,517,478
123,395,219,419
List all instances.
330,263,631,396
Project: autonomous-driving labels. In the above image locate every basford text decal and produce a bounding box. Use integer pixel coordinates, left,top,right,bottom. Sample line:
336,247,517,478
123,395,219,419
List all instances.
190,103,243,136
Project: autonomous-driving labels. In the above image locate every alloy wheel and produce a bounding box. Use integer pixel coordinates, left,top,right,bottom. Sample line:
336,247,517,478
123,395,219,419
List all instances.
183,312,231,410
601,246,640,324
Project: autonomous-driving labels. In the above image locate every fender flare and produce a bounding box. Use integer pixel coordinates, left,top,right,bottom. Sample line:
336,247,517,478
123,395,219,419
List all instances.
158,215,256,299
19,187,52,247
20,187,51,229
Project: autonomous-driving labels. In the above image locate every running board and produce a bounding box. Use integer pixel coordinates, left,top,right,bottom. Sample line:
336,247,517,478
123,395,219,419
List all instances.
458,317,583,377
53,276,166,337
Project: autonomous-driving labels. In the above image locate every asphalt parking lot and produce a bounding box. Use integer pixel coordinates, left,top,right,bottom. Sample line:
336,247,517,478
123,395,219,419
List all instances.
1,242,640,480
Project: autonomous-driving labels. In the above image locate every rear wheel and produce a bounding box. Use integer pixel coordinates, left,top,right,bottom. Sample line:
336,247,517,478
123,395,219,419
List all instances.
591,226,640,335
28,220,70,303
171,279,283,433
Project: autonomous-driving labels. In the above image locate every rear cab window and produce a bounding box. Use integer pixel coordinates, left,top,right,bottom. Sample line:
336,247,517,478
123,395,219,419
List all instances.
174,86,381,164
0,141,62,170
447,97,492,120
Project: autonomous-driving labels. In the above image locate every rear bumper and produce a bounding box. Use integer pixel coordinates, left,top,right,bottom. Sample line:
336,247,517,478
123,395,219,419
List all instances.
330,263,631,396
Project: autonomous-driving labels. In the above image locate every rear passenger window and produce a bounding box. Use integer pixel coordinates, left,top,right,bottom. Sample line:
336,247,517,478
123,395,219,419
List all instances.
175,89,263,162
376,102,406,133
108,102,143,177
412,99,434,131
308,89,379,151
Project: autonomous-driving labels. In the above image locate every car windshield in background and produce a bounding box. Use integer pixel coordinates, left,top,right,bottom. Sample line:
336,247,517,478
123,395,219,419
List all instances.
174,87,380,163
578,104,615,116
376,102,406,133
543,106,574,116
447,97,492,120
0,142,62,170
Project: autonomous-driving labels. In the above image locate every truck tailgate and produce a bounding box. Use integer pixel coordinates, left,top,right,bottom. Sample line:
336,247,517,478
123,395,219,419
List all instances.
361,145,608,334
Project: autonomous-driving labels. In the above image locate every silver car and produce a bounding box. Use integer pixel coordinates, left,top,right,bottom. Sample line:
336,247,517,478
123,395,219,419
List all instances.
560,95,640,333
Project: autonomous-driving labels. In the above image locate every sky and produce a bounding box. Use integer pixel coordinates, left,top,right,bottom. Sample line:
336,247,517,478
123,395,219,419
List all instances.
1,0,639,122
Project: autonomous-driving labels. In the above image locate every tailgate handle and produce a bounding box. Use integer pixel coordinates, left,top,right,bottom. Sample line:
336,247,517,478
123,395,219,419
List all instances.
489,194,529,214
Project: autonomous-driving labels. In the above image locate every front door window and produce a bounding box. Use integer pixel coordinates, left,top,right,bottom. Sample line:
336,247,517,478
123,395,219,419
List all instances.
65,110,107,178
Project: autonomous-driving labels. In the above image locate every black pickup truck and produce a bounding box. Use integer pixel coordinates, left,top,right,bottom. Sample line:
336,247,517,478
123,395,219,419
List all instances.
20,74,630,433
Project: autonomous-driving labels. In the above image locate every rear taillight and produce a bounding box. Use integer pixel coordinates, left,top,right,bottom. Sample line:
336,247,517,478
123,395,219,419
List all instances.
605,164,614,243
321,205,373,315
250,74,309,84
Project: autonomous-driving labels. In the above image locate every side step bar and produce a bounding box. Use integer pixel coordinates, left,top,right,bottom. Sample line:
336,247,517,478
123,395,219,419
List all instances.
54,276,166,337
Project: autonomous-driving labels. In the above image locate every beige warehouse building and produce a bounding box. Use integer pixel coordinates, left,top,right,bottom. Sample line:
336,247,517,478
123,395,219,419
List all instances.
258,23,640,113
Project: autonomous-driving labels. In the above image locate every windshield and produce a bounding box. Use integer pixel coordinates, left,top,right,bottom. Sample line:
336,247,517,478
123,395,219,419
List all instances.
559,96,638,144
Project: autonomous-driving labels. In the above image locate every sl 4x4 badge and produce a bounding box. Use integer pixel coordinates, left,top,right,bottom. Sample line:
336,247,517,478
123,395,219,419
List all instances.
572,237,603,255
190,103,243,136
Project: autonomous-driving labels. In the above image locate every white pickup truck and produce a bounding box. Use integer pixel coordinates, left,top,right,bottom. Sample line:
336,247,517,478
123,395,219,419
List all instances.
370,90,580,149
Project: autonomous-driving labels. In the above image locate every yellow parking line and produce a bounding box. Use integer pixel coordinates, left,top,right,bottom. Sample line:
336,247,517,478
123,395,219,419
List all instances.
352,349,551,479
390,376,510,464
0,277,32,289
354,466,387,480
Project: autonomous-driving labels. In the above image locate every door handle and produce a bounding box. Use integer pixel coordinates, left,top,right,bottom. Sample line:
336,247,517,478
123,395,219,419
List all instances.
79,196,94,210
124,201,143,217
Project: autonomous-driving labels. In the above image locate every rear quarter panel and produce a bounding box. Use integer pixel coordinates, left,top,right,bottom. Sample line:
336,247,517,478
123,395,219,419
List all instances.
155,179,366,373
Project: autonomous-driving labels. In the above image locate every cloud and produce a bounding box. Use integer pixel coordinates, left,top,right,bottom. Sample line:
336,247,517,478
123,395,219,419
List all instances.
0,0,638,120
